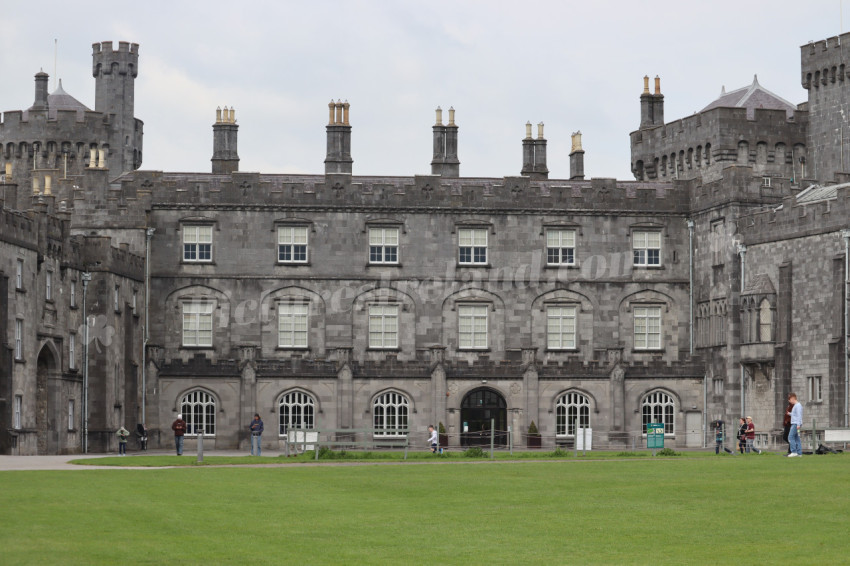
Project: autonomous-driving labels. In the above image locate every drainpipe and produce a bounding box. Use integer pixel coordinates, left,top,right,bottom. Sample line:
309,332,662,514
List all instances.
842,229,850,427
687,219,695,355
703,373,707,449
142,228,154,427
81,272,92,453
737,243,747,418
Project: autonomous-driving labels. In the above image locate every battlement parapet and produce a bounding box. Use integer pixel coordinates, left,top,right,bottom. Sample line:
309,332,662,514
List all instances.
92,41,139,78
801,33,850,89
735,183,850,245
0,205,37,249
128,170,686,215
76,234,145,280
156,353,240,378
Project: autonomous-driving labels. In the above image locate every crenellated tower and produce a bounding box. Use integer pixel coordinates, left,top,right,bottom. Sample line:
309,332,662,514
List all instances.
92,41,143,176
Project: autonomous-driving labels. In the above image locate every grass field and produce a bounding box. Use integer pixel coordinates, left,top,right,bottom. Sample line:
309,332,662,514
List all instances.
2,454,848,565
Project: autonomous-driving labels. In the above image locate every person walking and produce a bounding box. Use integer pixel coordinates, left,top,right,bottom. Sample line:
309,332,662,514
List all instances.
745,417,761,454
782,394,793,454
428,425,439,454
249,413,264,456
714,421,724,455
787,393,803,457
737,417,747,454
172,413,186,456
116,425,129,456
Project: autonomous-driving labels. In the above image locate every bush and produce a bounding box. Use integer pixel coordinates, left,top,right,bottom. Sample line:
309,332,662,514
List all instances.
657,448,681,457
528,420,540,435
614,451,646,458
463,446,487,458
549,448,571,458
438,422,446,434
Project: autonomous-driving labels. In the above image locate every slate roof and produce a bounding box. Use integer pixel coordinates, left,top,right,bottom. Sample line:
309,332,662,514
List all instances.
742,273,776,295
25,80,90,119
700,75,797,119
795,181,850,204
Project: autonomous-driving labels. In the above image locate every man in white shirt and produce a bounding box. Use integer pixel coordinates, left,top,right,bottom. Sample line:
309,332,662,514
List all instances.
787,393,803,457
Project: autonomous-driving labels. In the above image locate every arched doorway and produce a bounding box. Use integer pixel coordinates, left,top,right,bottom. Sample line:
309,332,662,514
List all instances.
460,388,507,447
36,345,58,455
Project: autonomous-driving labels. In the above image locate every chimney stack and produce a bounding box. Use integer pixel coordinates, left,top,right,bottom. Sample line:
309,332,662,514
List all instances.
521,122,548,180
32,71,49,112
431,106,459,177
212,106,240,174
652,75,664,126
325,100,353,175
569,131,585,180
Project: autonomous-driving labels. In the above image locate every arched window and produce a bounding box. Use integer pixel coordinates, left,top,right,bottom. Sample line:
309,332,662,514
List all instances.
373,392,409,437
180,390,216,436
556,392,590,436
279,391,315,434
759,299,772,342
642,391,675,434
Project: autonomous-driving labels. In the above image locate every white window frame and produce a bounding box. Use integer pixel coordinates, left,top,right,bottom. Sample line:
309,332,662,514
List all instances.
278,302,309,348
68,399,75,431
807,376,822,402
633,230,661,266
46,271,52,301
69,333,76,370
15,259,23,290
556,392,590,437
713,378,723,396
373,392,409,438
70,280,77,308
132,290,138,314
14,319,23,360
458,304,488,350
547,305,577,350
546,229,576,266
180,390,216,436
183,225,213,263
642,391,675,435
368,304,399,349
458,228,488,265
278,391,316,435
369,227,399,264
182,302,214,347
634,306,662,350
14,395,22,429
277,226,309,264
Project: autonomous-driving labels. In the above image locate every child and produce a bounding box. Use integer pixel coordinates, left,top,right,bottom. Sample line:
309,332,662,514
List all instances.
117,426,130,456
428,425,438,454
714,421,724,454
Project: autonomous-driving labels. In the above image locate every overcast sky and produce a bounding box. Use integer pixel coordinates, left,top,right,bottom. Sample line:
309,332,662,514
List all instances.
0,1,845,180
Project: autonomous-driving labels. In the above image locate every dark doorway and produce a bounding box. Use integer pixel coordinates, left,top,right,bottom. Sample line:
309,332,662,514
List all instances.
460,388,507,447
36,347,51,454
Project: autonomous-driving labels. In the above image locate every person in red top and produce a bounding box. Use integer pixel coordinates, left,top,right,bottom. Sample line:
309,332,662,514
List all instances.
782,394,793,454
171,413,186,456
745,416,761,454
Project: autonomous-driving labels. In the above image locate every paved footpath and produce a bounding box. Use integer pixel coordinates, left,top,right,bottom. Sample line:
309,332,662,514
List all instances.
0,450,284,471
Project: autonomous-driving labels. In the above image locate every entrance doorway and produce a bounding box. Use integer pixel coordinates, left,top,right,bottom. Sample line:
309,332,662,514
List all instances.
460,388,507,447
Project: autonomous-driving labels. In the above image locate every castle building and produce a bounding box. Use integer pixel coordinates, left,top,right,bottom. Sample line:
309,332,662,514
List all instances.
1,35,848,454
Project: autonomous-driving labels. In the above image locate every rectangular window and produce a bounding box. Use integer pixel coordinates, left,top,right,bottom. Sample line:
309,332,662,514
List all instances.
546,229,576,265
114,285,120,311
633,231,661,266
713,378,724,396
14,319,23,360
183,225,213,262
16,259,23,289
547,305,577,349
182,302,214,347
278,226,308,263
46,271,52,301
14,395,22,429
69,334,76,370
458,228,488,265
458,305,488,350
368,305,399,349
369,227,399,264
807,376,822,402
70,280,77,308
132,290,138,314
278,303,309,348
68,399,75,431
634,306,662,350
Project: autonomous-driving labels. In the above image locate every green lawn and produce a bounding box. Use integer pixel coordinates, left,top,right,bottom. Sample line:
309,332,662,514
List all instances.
2,455,847,565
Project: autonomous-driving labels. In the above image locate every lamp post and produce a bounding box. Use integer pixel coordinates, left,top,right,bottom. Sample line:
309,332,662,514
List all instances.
81,272,92,453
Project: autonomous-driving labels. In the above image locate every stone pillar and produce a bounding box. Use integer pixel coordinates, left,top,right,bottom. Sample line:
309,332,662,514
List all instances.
522,348,539,444
430,346,447,441
238,345,258,450
336,347,353,429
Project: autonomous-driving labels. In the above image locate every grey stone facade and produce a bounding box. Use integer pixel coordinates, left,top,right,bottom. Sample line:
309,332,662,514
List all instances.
2,32,850,455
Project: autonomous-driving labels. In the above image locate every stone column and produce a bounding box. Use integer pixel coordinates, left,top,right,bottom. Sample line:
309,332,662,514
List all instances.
336,347,353,429
522,348,539,444
238,345,258,450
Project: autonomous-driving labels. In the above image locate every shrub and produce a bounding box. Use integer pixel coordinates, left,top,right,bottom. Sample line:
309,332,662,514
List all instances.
615,451,645,458
550,448,570,458
438,422,446,434
463,446,487,458
657,448,681,457
528,420,540,435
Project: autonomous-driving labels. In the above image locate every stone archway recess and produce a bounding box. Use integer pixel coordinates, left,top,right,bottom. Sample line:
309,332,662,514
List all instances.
36,346,55,454
460,387,508,447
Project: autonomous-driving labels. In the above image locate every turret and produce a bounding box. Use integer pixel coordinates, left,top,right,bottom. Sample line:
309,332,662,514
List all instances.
431,106,460,177
325,100,352,175
92,41,142,176
32,71,49,112
212,106,240,174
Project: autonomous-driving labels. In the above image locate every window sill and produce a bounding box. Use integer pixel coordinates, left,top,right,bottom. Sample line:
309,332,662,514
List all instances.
458,348,491,352
366,263,402,268
276,346,311,352
181,261,216,266
45,299,55,305
545,348,579,353
632,349,664,353
69,305,79,310
544,264,578,269
179,345,215,350
632,265,665,270
456,263,490,269
277,262,311,267
15,287,26,294
367,347,401,352
14,358,26,364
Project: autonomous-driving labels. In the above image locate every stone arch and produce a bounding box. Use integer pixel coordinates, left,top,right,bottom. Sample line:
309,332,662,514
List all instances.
35,342,60,454
260,286,326,357
531,288,595,357
370,388,413,437
552,388,595,437
636,387,680,434
441,287,506,356
164,285,231,355
618,289,676,355
352,286,418,360
175,387,219,436
276,388,320,435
